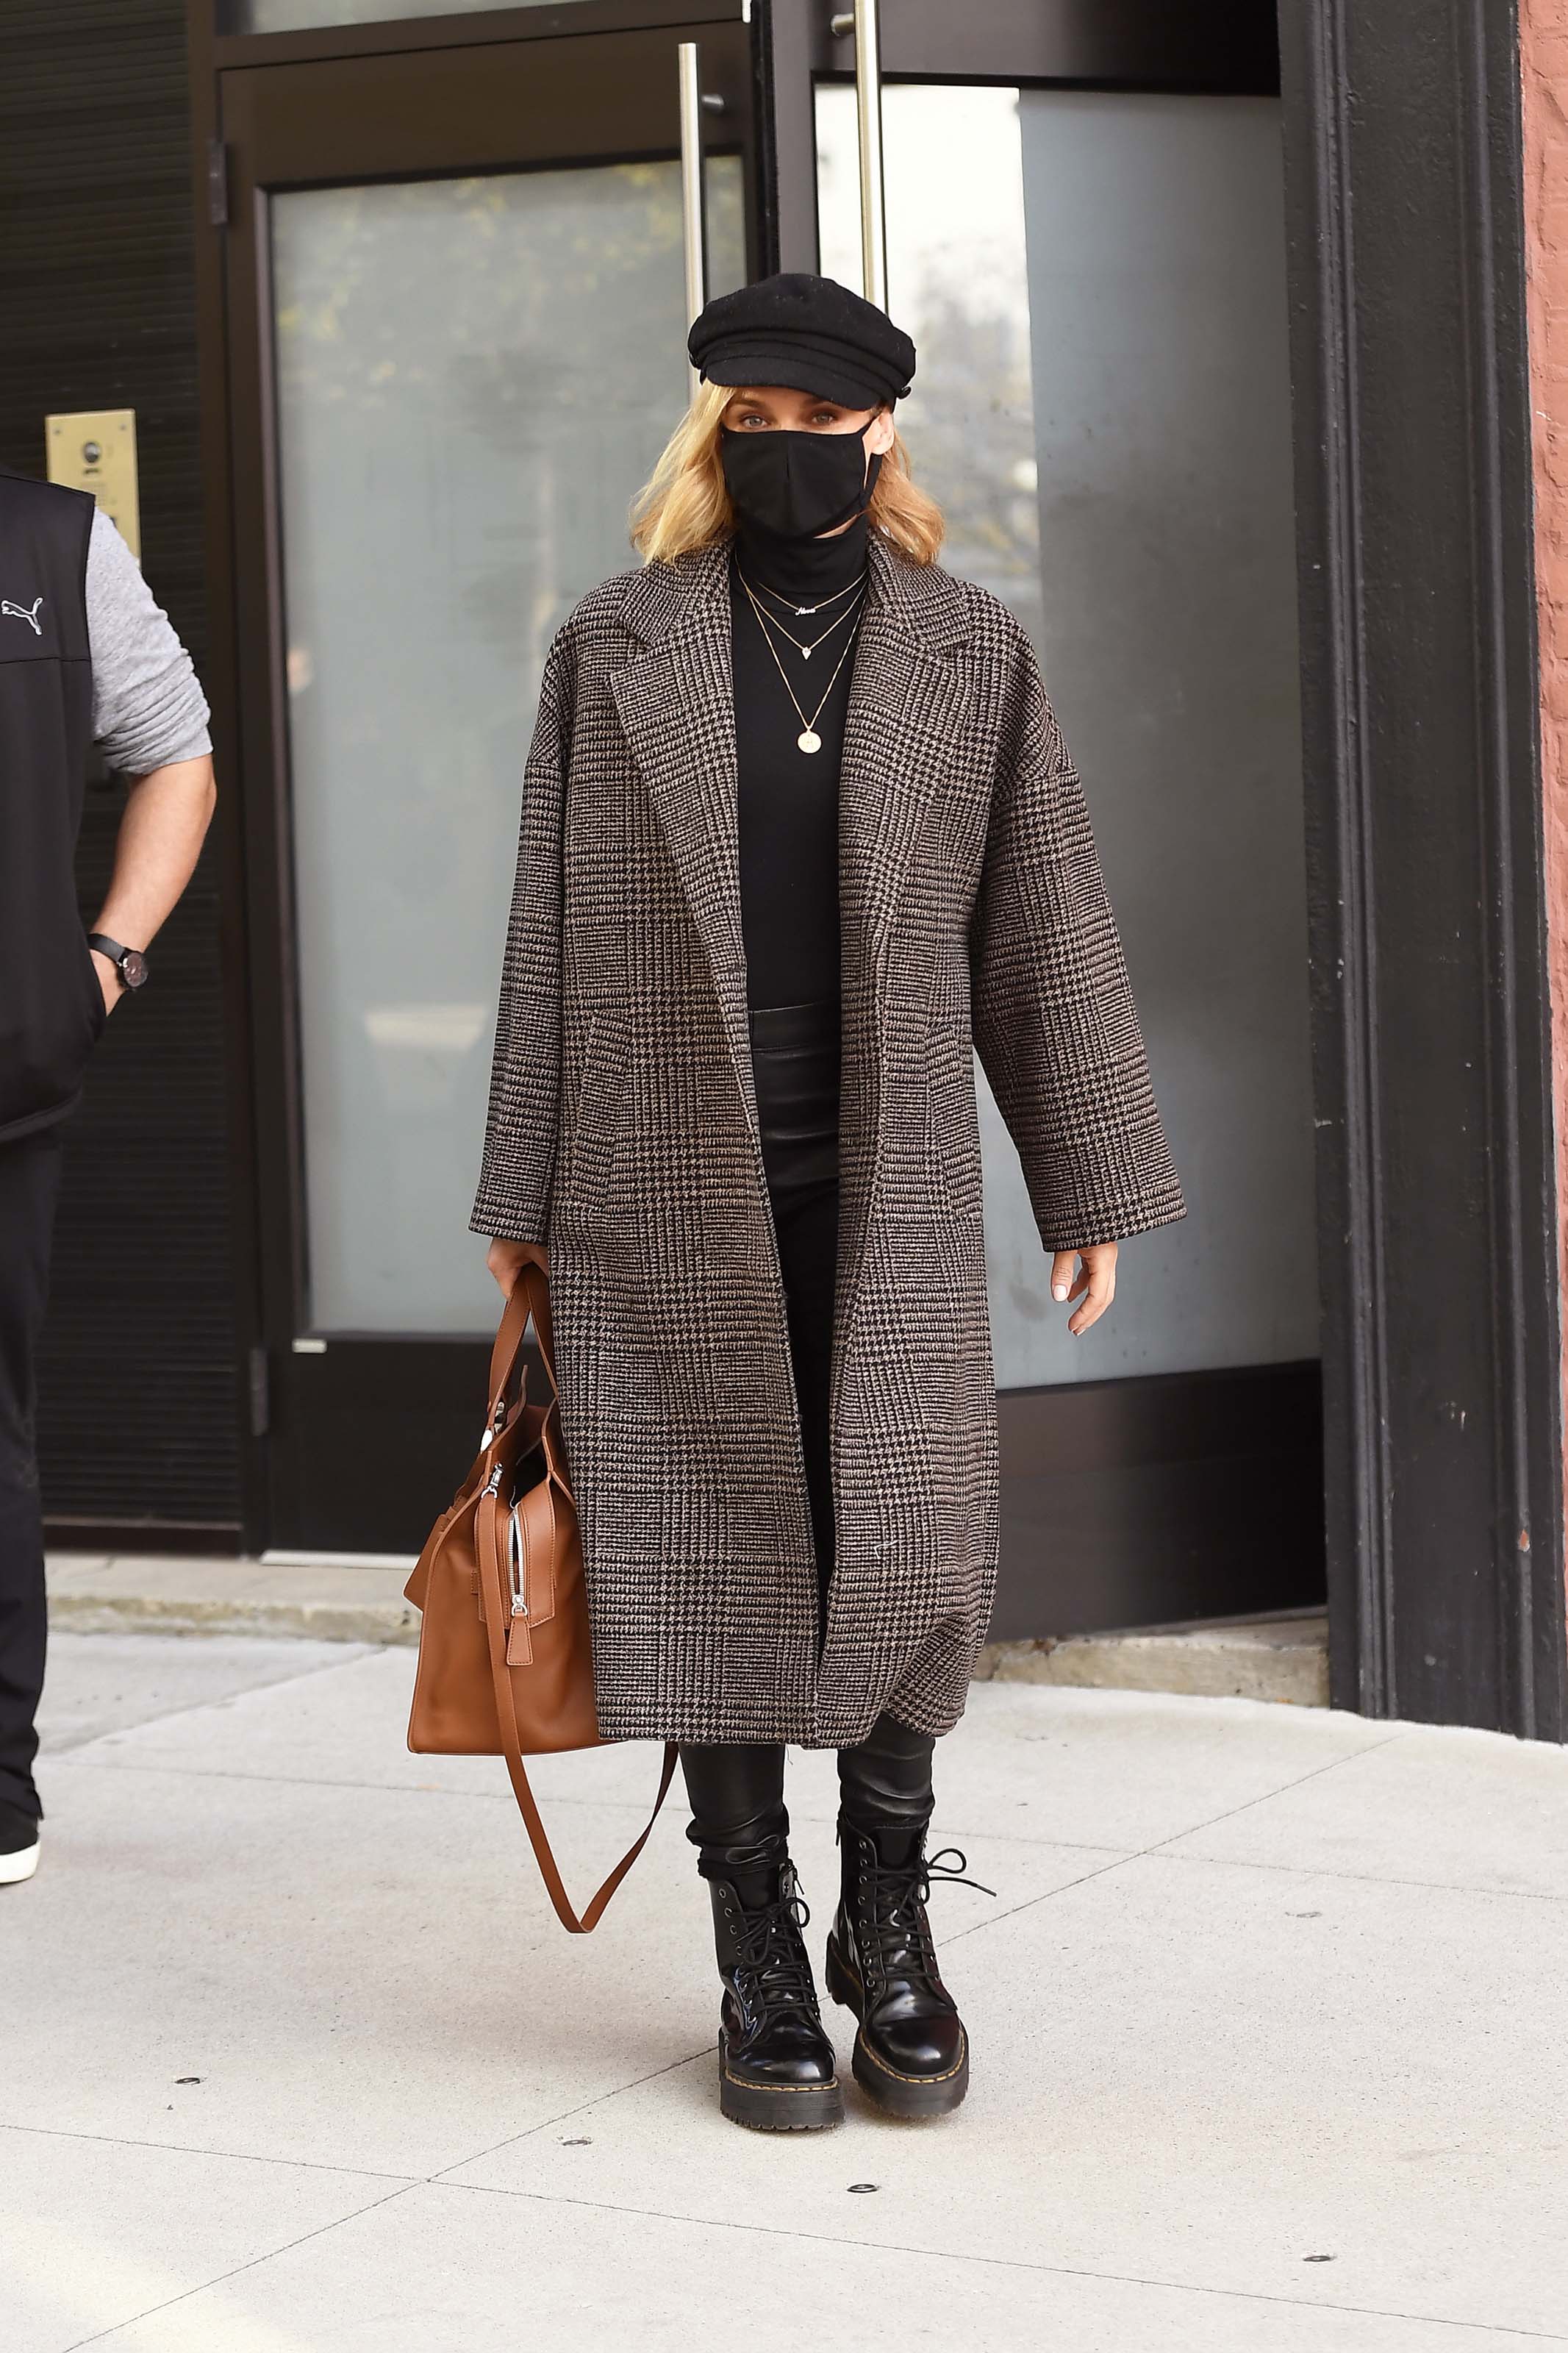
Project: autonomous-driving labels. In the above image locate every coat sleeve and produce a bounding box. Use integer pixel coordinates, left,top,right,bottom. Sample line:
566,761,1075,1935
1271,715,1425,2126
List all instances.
469,632,572,1244
968,612,1186,1255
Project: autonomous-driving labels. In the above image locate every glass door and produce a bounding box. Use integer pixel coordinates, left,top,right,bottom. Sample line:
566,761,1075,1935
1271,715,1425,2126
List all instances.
807,4,1323,1634
220,19,754,1549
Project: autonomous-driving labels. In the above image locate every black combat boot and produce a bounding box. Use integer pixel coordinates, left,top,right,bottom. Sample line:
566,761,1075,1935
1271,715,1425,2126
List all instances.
706,1857,844,2130
825,1715,988,2119
681,1742,843,2133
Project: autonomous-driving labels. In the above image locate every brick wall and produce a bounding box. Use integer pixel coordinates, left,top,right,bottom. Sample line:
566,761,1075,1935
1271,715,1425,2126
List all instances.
1521,0,1568,1549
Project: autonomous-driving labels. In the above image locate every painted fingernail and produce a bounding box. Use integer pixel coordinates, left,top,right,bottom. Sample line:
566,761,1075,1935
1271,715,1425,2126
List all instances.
1052,1284,1068,1300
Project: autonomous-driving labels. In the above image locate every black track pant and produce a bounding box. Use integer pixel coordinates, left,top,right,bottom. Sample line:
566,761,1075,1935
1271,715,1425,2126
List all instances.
0,1129,63,1824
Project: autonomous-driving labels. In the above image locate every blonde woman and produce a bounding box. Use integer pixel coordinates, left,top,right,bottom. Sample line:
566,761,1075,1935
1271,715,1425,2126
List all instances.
476,274,1185,2132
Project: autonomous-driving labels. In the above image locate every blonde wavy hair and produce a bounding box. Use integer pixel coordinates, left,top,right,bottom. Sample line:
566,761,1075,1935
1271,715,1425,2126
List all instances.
629,379,944,567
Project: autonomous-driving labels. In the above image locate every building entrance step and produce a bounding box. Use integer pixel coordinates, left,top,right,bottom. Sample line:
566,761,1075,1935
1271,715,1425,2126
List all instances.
47,1554,1329,1707
46,1552,419,1647
974,1605,1328,1707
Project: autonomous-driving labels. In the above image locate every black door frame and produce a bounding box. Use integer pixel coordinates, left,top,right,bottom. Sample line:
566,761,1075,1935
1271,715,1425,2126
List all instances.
189,0,1565,1734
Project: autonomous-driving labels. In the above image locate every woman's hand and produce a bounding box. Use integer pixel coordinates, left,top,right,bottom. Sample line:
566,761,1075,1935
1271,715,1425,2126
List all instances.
486,1237,548,1298
1050,1242,1117,1337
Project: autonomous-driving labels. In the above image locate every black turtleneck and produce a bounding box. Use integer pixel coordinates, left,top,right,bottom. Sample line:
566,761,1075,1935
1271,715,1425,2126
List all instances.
729,510,870,1011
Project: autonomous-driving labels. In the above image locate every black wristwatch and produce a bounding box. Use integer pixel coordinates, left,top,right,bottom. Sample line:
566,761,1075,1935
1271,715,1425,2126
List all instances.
87,932,150,991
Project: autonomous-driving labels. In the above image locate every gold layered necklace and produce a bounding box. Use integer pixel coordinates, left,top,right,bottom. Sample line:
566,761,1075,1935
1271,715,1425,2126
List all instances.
737,567,868,755
736,568,866,662
741,566,867,624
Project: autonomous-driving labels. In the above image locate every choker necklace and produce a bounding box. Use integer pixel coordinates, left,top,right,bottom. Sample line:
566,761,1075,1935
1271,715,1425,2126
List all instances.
742,586,864,754
741,565,867,621
737,568,866,661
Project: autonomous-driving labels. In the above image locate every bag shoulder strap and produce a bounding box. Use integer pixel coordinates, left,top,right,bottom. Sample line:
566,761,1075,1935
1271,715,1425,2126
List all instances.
476,1482,677,1934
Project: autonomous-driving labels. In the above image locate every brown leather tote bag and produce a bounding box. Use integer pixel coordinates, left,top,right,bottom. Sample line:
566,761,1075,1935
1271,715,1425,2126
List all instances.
404,1261,676,1932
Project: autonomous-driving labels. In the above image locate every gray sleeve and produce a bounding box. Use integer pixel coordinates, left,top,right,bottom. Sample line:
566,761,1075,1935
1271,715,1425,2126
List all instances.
85,507,212,776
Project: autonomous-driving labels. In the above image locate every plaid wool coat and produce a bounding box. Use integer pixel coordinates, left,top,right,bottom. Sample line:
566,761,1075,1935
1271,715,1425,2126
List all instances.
472,529,1185,1746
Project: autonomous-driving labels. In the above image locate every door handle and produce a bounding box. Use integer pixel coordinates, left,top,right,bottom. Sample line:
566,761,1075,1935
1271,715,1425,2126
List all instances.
677,40,709,393
831,0,889,311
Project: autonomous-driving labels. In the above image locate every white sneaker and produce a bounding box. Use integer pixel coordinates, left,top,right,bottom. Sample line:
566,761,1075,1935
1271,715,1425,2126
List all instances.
0,1807,40,1885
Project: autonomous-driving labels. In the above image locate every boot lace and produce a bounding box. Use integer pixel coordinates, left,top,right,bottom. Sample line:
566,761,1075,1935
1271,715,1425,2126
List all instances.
731,1863,820,2018
856,1844,995,1988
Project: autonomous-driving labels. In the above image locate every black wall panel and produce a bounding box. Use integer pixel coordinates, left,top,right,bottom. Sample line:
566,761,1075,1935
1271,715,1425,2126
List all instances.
1278,0,1563,1733
0,0,242,1538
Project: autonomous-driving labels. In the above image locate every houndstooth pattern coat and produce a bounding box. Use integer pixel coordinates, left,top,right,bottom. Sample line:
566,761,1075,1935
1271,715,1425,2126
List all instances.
472,529,1185,1747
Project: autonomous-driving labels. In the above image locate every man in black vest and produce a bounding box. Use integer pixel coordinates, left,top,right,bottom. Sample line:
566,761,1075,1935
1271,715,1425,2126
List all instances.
0,465,215,1885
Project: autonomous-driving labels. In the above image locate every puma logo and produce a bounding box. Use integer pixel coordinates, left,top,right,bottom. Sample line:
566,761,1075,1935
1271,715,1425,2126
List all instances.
1,596,44,635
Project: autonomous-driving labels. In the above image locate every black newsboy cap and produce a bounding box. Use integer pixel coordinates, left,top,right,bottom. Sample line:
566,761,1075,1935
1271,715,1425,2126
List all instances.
689,271,915,408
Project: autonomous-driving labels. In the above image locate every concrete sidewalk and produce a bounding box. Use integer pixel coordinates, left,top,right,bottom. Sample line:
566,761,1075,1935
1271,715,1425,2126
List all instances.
5,1635,1567,2352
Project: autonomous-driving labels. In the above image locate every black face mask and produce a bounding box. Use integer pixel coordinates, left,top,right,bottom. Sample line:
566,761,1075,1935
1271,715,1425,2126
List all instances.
720,425,884,541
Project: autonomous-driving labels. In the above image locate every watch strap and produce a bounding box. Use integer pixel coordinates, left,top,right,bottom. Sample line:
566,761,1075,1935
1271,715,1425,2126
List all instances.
87,933,148,989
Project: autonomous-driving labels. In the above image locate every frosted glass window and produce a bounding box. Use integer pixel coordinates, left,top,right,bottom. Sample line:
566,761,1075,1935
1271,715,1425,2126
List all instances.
818,85,1315,1389
817,82,1316,1383
818,86,1044,634
274,160,745,1333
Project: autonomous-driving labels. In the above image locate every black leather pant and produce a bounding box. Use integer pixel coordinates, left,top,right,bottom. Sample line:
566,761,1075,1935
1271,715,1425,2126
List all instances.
681,1714,937,1899
682,1001,937,1896
748,999,840,1629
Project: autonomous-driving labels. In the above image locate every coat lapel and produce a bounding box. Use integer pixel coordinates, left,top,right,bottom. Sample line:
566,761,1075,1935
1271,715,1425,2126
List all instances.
839,533,973,980
606,540,759,1130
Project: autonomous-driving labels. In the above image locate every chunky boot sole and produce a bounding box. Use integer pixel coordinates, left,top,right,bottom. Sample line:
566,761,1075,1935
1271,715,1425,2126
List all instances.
825,1935,970,2119
717,2032,844,2132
